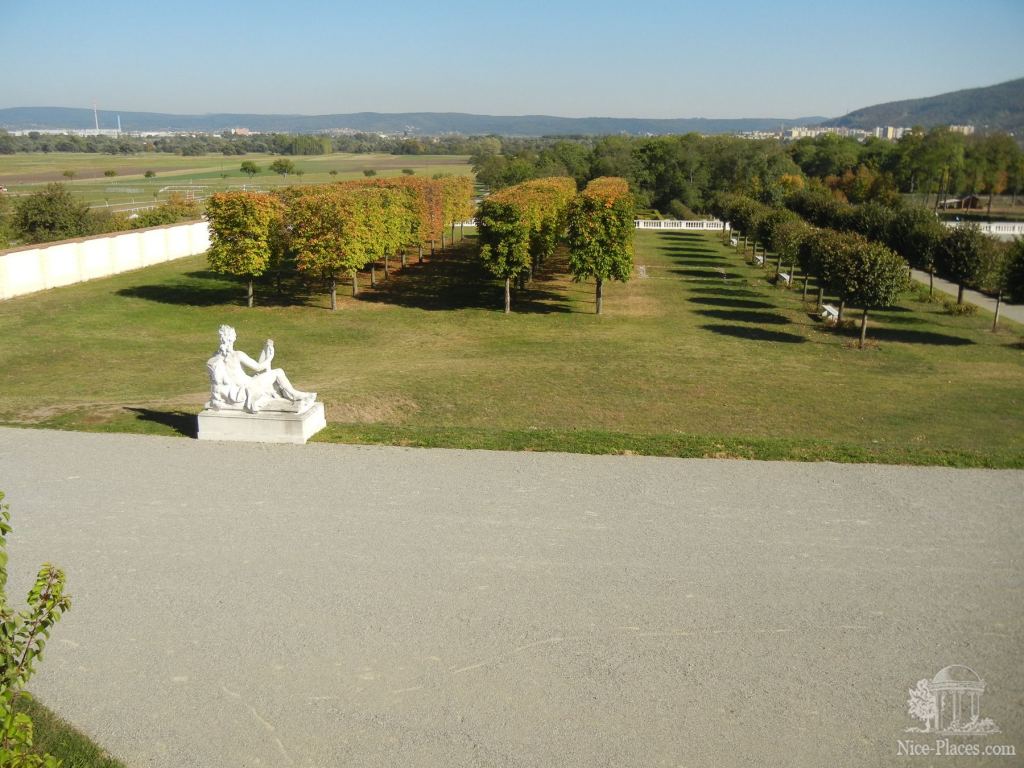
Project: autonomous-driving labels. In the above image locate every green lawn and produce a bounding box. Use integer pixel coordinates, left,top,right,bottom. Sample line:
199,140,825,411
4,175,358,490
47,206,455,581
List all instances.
15,695,126,768
1,230,1021,466
0,152,472,211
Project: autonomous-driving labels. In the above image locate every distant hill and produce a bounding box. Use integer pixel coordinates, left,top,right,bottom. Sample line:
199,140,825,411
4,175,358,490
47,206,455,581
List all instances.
823,78,1024,133
0,107,828,137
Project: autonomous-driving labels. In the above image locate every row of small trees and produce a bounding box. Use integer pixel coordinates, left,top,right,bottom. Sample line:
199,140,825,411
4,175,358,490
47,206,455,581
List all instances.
477,176,636,313
711,192,909,348
206,175,474,309
784,186,1023,308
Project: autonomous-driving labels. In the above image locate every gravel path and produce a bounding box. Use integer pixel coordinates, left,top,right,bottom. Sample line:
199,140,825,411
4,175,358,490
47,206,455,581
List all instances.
0,427,1021,767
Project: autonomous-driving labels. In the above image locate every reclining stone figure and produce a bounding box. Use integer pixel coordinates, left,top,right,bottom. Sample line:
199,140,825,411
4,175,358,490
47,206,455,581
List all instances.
205,325,316,414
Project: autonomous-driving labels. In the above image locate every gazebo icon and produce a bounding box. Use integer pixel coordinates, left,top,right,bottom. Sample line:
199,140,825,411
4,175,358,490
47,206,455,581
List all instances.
907,665,1000,735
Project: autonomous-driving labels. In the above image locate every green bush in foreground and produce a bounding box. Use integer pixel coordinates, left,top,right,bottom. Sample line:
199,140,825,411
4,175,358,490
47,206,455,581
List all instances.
0,491,71,768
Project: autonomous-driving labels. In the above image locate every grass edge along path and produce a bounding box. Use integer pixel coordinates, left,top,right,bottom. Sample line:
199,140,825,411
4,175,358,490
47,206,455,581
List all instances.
6,419,1018,469
15,694,127,768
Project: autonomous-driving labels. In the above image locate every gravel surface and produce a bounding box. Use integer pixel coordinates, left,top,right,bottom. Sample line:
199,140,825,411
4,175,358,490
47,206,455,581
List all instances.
1,427,1021,767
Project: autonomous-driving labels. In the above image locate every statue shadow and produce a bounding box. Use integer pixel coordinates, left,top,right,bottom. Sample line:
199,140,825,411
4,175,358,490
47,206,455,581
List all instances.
701,324,807,344
125,408,197,438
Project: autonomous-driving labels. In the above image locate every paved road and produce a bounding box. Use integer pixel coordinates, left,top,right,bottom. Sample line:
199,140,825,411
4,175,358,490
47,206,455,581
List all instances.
911,269,1024,324
1,427,1021,767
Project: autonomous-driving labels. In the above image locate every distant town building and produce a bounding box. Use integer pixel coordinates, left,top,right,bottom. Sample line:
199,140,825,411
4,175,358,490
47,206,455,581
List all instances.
949,124,975,135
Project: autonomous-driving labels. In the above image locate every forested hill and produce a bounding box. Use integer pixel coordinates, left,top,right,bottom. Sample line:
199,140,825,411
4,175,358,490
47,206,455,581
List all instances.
0,107,827,137
823,78,1024,133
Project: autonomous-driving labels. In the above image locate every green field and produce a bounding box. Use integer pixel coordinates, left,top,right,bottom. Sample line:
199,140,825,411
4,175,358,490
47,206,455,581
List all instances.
0,152,473,212
1,230,1022,466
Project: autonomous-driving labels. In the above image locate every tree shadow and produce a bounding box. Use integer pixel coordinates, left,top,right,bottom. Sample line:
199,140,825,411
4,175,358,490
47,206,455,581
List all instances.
671,268,741,280
689,296,776,309
358,244,572,314
701,324,807,344
695,309,791,325
689,287,765,298
125,407,197,438
840,327,976,346
117,283,244,307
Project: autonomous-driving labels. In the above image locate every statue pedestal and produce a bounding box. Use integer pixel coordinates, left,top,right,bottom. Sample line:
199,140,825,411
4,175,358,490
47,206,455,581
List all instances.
197,402,326,445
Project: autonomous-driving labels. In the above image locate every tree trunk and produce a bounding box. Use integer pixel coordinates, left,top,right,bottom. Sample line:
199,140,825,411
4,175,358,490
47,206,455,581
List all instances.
859,310,868,349
929,267,934,296
837,299,845,324
247,279,253,308
351,270,358,297
418,244,423,264
451,221,456,243
401,250,407,268
504,277,511,314
461,222,465,239
802,274,809,301
330,277,337,310
988,192,994,217
370,265,376,287
993,290,1002,331
595,278,604,315
430,239,435,257
384,254,389,278
816,286,824,310
441,231,445,250
957,284,964,305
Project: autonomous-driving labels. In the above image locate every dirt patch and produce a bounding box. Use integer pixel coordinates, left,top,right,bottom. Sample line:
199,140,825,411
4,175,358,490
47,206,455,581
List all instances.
325,395,420,424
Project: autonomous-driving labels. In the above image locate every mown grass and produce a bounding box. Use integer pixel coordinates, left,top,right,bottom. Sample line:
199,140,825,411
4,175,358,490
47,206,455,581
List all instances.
1,230,1021,466
16,695,126,768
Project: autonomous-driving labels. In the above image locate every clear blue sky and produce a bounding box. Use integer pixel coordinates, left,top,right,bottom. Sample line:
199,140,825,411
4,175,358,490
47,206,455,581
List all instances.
2,0,1022,119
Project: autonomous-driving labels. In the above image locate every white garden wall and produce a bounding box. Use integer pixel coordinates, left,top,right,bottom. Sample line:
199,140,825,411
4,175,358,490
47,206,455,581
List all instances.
0,221,210,300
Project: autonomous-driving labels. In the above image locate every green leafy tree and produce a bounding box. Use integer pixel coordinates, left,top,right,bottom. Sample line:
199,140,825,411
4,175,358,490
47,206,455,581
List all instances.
1004,238,1024,304
833,241,909,347
565,177,635,314
269,158,295,177
0,491,71,768
103,169,116,178
936,224,992,305
144,170,156,178
205,192,283,307
239,160,260,178
13,184,92,244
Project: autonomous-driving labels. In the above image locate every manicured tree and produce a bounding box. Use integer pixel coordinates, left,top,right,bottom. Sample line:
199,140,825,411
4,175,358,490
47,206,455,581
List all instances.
769,216,813,288
849,201,896,244
979,241,1013,331
477,194,531,313
565,176,636,314
886,206,945,295
287,187,370,309
477,177,575,313
206,191,283,307
935,223,992,305
1004,238,1024,304
439,175,475,244
802,228,854,316
833,240,909,348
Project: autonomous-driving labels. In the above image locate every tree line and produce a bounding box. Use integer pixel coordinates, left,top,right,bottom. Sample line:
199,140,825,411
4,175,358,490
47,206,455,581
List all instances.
711,190,1024,344
205,176,475,309
477,176,635,314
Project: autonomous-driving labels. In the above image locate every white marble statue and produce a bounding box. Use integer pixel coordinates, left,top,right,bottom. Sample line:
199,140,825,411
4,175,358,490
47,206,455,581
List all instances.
205,325,316,414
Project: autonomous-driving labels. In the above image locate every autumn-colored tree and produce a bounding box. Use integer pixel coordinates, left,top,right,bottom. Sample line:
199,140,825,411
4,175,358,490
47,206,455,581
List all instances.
206,191,284,307
565,177,635,314
438,175,475,244
287,187,370,309
476,177,576,312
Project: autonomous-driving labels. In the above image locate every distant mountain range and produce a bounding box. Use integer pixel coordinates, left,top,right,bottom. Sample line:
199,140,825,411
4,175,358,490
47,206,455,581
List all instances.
0,107,827,137
824,77,1024,133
